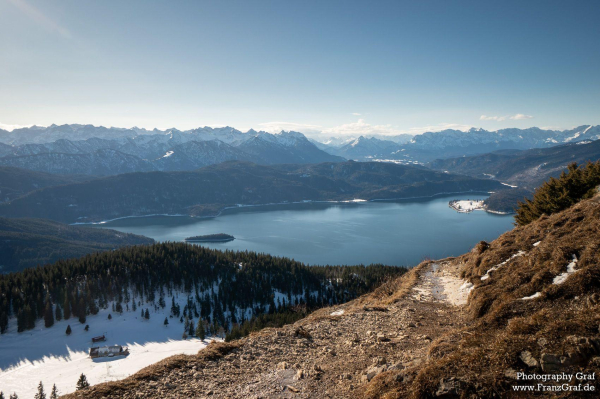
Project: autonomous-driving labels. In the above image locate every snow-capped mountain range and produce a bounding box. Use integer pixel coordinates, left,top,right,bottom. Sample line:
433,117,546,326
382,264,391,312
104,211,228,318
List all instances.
314,125,600,163
0,124,598,174
0,126,343,175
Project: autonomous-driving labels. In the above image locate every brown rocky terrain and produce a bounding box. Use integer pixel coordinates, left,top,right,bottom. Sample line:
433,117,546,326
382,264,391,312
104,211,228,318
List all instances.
65,194,600,398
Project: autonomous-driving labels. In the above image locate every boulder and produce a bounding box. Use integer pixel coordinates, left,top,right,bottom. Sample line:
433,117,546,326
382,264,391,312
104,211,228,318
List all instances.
277,361,289,370
540,353,561,372
519,351,538,368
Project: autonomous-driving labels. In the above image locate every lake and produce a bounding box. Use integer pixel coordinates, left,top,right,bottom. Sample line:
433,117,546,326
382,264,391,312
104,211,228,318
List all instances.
95,194,514,267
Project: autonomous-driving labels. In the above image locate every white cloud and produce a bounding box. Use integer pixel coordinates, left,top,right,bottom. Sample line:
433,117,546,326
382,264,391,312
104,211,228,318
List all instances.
0,122,34,131
480,115,506,121
398,123,472,135
510,113,534,120
257,121,323,135
321,119,471,137
351,113,361,116
322,119,398,136
480,113,533,121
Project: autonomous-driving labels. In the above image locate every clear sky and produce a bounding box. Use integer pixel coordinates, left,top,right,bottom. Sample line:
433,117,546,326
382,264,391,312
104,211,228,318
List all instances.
1,0,599,137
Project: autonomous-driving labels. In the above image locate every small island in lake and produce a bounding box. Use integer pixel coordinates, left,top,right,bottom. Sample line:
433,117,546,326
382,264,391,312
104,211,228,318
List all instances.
184,233,235,242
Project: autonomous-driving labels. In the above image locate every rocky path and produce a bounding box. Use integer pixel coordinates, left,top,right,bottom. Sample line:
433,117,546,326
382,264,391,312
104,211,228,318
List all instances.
68,261,470,399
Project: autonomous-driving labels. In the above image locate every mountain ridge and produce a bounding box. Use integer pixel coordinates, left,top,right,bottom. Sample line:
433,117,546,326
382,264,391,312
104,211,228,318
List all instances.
0,161,505,223
0,217,154,273
0,128,343,175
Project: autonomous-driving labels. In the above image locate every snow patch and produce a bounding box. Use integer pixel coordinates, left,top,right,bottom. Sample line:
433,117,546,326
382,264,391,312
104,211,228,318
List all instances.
533,241,541,247
449,199,485,213
481,251,526,281
162,150,174,158
553,255,578,285
564,132,581,142
521,292,541,300
413,263,473,306
330,309,345,316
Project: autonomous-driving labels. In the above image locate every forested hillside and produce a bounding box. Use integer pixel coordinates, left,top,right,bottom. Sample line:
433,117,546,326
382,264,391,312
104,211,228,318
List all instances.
0,167,89,203
428,139,600,189
0,161,504,223
0,243,405,335
0,217,154,273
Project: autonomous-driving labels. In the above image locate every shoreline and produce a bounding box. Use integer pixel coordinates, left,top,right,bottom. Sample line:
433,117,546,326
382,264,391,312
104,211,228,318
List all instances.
73,191,500,226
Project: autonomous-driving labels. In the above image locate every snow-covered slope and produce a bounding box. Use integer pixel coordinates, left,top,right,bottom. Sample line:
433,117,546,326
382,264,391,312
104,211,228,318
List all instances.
0,293,212,399
395,125,600,162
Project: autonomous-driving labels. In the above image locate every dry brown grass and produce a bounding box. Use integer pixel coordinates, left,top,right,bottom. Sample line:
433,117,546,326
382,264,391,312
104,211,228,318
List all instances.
386,196,600,398
355,261,429,308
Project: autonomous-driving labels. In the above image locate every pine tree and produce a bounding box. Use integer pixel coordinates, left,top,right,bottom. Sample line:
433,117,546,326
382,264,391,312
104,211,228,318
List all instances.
85,324,89,331
108,313,112,320
50,385,58,399
144,309,150,319
132,300,137,312
515,161,600,225
0,392,4,399
34,381,46,399
65,325,71,335
164,317,169,326
63,296,71,320
9,393,18,399
196,319,205,340
78,298,86,324
141,309,144,318
55,304,62,321
188,318,194,336
44,298,54,328
76,373,90,390
0,311,8,334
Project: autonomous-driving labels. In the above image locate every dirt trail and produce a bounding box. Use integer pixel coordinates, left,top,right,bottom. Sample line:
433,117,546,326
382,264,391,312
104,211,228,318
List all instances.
67,261,470,399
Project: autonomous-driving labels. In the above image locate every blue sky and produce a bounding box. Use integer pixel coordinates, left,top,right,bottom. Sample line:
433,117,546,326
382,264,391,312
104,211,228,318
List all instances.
1,0,598,136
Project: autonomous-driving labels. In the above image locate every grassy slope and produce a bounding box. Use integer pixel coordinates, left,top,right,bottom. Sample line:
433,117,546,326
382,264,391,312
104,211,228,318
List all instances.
387,194,600,397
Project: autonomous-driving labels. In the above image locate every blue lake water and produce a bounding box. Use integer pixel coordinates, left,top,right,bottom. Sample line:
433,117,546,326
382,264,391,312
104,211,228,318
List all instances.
95,194,514,267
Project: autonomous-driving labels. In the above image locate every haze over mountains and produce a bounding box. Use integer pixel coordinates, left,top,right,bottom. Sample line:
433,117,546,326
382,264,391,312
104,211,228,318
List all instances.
1,124,599,175
0,126,343,175
318,125,600,162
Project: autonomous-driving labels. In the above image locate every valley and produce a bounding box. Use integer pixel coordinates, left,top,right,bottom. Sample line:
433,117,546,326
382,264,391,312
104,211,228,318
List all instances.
94,194,514,267
61,186,600,399
3,3,598,397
